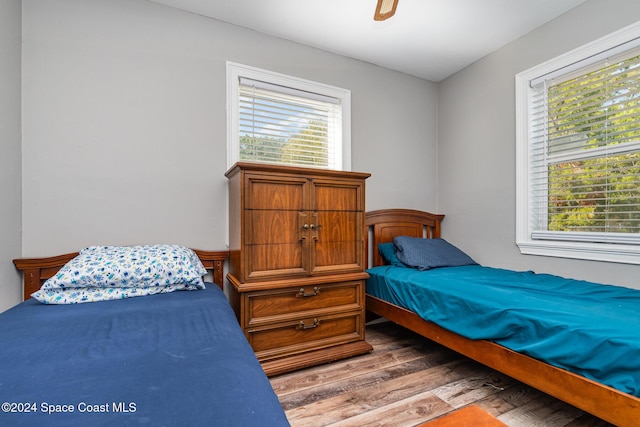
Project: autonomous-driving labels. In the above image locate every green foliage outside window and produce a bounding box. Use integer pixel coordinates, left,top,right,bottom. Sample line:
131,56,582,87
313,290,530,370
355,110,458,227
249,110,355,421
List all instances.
240,120,330,168
546,53,640,234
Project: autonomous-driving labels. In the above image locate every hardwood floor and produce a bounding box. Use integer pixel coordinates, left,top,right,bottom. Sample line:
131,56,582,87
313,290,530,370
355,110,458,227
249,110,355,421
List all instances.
269,321,614,427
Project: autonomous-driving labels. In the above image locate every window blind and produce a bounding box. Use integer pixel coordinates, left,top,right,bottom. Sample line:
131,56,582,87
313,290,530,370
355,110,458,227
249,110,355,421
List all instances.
529,50,640,242
238,77,342,169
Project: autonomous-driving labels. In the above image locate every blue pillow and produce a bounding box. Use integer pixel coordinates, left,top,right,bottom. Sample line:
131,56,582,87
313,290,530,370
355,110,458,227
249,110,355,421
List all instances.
378,243,406,267
393,236,476,271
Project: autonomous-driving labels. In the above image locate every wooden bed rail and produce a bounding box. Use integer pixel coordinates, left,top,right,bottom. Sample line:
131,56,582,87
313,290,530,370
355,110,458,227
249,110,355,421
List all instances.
367,294,640,427
13,249,229,301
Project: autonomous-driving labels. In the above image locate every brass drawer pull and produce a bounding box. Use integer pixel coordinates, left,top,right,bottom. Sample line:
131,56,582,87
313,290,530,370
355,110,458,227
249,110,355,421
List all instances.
298,286,320,298
297,319,319,330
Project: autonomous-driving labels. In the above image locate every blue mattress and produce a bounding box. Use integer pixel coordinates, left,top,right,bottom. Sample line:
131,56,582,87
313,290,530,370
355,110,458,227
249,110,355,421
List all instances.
366,265,640,397
0,284,290,426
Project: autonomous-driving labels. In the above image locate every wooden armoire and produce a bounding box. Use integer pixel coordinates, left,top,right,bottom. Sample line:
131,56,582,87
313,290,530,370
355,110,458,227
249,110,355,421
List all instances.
226,162,373,376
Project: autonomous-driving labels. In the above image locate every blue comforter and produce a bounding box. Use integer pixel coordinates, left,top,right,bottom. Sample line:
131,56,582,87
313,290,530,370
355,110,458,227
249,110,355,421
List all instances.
0,284,289,426
367,265,640,396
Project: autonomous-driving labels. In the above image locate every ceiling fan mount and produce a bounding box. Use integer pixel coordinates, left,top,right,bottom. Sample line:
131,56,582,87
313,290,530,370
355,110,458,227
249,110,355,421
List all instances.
374,0,399,21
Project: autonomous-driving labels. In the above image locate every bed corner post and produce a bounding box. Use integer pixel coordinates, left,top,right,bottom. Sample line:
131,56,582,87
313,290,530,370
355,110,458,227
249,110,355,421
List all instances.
213,259,224,289
191,249,229,291
21,267,40,301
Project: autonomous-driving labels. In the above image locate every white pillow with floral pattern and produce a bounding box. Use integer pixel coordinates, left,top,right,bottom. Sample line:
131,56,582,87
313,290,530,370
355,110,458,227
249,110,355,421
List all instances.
31,245,207,304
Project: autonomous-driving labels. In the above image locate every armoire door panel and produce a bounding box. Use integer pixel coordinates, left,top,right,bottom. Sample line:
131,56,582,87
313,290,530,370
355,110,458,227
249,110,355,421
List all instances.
313,211,360,242
313,181,362,211
246,244,306,278
245,177,307,210
313,241,361,270
246,210,301,245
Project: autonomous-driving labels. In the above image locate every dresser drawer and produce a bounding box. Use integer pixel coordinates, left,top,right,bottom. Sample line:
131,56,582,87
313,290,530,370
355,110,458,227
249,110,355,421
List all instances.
245,280,363,326
248,310,364,362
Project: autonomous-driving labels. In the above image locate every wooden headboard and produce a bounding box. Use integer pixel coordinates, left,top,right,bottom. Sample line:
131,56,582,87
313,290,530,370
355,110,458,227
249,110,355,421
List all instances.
366,209,444,268
13,249,229,301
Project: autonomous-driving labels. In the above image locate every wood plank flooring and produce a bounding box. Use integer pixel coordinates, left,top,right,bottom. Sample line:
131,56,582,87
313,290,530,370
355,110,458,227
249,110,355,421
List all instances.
270,321,614,427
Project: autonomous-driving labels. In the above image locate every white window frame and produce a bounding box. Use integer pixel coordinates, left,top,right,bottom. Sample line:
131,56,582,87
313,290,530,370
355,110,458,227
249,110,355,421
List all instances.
516,21,640,265
226,62,351,170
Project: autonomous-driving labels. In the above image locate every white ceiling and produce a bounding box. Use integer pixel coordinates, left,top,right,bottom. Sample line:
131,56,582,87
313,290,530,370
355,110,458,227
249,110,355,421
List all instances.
148,0,587,82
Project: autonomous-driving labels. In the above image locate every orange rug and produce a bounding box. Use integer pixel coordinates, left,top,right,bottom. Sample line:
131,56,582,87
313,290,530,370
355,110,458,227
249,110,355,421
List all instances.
417,405,506,427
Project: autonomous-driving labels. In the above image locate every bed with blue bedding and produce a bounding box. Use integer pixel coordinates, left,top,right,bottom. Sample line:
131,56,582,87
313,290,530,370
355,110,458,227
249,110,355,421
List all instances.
365,209,640,427
5,246,289,427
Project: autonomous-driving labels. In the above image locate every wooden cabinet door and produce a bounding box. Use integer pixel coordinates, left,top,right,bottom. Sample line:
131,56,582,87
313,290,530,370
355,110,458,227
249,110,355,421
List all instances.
232,164,368,282
244,173,309,280
309,178,365,275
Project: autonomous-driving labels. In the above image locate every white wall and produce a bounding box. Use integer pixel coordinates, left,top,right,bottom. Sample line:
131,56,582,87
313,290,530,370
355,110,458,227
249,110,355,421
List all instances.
438,0,640,289
0,0,23,313
14,0,438,308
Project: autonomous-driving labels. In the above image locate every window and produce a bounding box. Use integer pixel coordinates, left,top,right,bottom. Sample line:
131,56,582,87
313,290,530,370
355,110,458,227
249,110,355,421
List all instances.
226,62,351,170
516,22,640,264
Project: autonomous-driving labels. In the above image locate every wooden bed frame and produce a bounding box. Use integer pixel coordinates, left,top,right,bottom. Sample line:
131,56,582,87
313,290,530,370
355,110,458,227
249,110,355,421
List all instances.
365,209,640,427
13,249,229,301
